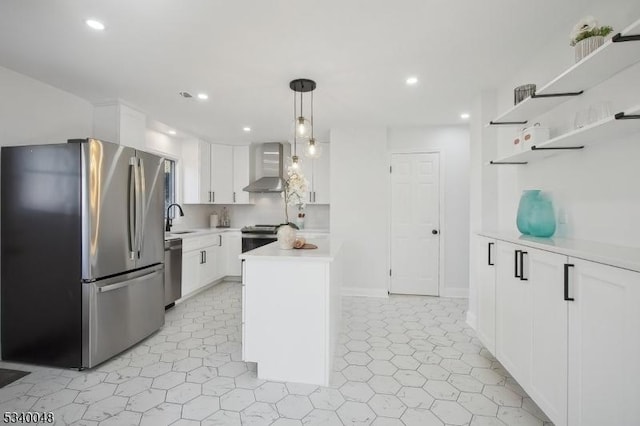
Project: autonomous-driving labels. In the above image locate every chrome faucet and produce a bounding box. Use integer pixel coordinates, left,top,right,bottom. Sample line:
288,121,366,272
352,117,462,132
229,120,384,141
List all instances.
165,203,185,232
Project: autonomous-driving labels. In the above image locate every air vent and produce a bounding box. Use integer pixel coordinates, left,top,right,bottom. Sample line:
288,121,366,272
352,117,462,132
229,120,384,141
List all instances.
179,91,193,98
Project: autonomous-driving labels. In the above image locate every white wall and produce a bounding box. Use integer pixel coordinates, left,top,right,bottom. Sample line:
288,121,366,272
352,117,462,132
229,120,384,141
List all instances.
330,128,390,297
0,66,93,146
0,65,94,353
492,8,640,247
387,126,471,297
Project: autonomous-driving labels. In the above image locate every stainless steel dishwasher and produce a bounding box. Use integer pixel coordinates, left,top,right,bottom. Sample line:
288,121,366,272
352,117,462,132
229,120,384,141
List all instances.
164,238,182,309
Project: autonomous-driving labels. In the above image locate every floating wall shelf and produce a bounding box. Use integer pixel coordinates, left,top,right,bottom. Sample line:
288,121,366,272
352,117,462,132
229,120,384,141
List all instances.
488,18,640,126
488,106,640,165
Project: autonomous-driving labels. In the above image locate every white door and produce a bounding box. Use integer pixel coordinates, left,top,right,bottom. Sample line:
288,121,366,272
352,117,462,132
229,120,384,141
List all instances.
390,153,440,296
568,259,640,426
476,236,496,354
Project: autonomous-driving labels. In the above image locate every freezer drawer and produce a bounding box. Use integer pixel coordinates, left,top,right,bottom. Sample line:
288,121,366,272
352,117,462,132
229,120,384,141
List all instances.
82,264,164,368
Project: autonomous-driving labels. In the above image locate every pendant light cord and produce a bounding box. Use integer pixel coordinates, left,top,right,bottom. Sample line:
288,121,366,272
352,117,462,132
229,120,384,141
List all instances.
293,85,297,156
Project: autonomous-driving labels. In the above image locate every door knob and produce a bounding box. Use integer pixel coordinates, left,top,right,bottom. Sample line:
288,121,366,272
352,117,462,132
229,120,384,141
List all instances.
432,230,439,235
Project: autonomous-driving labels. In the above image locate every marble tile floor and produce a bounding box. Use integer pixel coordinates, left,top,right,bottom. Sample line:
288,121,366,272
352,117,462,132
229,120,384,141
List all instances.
0,281,553,426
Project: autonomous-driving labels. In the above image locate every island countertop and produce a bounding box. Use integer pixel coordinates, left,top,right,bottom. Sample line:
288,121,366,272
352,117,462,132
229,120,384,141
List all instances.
239,238,341,262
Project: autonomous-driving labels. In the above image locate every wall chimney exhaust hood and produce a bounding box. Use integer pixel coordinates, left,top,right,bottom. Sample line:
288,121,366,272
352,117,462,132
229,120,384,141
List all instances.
242,142,284,193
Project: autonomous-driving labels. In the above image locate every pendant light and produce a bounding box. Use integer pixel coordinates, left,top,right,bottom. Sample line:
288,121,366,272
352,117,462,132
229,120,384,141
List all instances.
305,88,322,159
290,79,318,167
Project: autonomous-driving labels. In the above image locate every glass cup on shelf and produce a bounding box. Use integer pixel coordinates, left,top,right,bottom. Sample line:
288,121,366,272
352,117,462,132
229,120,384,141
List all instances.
591,101,613,123
573,108,589,129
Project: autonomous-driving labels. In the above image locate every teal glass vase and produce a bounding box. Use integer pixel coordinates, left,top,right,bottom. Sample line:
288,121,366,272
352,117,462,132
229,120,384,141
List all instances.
528,193,556,237
516,190,541,235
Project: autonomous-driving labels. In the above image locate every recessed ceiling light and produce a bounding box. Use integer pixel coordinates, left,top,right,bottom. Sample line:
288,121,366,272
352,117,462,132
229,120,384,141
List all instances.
168,130,177,135
460,113,470,119
243,127,251,132
85,19,105,30
406,76,418,85
197,93,209,100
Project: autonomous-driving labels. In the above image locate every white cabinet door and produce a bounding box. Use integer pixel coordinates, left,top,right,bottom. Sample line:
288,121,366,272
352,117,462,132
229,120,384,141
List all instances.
526,247,568,426
210,144,233,204
233,146,251,204
183,139,212,204
119,104,147,150
311,144,330,204
495,241,531,386
214,236,226,281
224,233,242,276
182,250,202,296
476,236,496,354
567,259,640,426
200,245,219,286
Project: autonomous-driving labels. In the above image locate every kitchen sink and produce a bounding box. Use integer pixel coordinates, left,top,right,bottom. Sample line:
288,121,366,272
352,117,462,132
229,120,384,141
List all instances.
170,230,196,234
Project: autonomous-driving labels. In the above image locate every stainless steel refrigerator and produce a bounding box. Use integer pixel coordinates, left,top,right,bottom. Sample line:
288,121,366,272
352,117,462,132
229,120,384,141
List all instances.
1,138,166,368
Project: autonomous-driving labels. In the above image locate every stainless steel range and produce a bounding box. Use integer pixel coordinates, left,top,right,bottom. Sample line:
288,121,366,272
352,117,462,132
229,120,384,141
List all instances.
241,225,279,252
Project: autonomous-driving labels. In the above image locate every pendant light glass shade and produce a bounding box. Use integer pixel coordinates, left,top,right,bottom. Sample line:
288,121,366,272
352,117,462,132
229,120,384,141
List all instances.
291,155,300,169
304,138,322,159
296,116,311,139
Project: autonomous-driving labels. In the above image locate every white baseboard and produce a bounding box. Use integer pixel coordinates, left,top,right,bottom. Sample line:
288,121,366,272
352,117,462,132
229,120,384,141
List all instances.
440,287,469,298
342,287,389,298
466,311,477,330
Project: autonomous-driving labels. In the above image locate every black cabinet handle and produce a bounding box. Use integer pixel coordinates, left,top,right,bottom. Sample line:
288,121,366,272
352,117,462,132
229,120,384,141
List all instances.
488,242,494,266
519,251,528,281
432,230,439,235
514,250,521,278
200,251,204,264
212,192,215,203
219,235,222,246
564,263,575,301
233,192,236,203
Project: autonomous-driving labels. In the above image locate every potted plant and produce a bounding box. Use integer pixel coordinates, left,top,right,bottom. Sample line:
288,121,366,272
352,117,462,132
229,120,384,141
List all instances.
278,167,308,249
570,16,613,63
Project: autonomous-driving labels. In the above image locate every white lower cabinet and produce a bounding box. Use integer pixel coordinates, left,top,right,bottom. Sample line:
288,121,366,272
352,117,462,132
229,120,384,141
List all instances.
567,259,640,426
526,247,568,426
485,238,640,426
475,236,496,354
223,232,242,276
180,233,225,298
495,242,532,387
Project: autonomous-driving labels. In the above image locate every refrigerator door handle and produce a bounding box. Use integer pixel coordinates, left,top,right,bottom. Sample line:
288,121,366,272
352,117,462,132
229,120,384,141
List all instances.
98,269,163,293
128,158,137,260
136,157,146,259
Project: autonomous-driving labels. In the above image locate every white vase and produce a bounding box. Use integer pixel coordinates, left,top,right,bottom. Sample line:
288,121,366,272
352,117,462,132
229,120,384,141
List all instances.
277,224,297,250
574,36,604,63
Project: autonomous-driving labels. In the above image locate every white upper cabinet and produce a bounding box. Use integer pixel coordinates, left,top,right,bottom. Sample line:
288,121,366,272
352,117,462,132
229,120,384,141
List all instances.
232,145,251,204
183,142,252,205
93,102,146,150
312,143,330,204
300,143,330,205
182,139,211,204
210,144,234,204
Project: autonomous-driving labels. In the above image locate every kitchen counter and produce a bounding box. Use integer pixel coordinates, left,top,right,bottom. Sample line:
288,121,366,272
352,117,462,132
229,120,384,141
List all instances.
478,231,640,273
241,238,342,386
239,238,340,262
165,227,241,240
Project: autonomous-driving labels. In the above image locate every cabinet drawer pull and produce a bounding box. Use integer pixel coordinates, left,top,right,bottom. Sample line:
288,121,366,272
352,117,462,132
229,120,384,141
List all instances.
212,192,215,203
488,242,494,266
519,251,528,281
514,250,521,278
564,263,575,301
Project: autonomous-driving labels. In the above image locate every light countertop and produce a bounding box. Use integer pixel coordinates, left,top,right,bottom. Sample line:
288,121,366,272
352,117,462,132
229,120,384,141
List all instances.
478,231,640,273
165,228,241,240
239,238,341,262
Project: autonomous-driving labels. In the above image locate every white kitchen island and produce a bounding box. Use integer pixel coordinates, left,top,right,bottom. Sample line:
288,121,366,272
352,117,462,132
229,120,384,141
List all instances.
239,238,342,386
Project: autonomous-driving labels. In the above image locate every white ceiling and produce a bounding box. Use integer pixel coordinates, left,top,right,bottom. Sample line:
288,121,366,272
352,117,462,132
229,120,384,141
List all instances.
0,0,599,144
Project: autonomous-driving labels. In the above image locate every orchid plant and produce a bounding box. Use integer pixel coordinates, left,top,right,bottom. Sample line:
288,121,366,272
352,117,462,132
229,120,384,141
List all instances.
570,16,613,46
282,166,308,224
